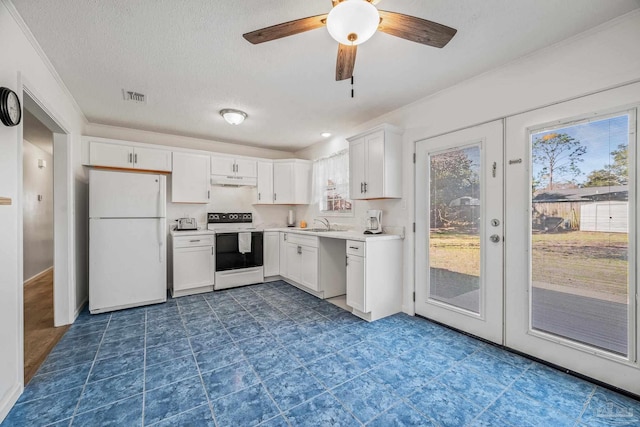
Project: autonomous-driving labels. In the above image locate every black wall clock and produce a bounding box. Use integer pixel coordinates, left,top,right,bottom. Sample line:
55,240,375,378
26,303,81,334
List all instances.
0,87,22,127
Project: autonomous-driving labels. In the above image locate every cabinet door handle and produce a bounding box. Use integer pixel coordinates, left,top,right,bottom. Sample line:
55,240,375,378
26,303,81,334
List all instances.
346,256,348,266
349,246,359,250
211,247,214,255
258,192,261,201
207,190,210,199
129,153,133,163
364,182,368,193
297,245,302,254
134,153,138,164
274,193,277,201
190,239,201,242
360,182,364,193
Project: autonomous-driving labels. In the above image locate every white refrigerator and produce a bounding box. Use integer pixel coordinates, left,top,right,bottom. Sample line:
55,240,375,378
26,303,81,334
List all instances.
89,169,167,313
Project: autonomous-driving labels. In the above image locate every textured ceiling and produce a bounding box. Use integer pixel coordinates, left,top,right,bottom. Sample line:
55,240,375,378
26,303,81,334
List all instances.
10,0,640,151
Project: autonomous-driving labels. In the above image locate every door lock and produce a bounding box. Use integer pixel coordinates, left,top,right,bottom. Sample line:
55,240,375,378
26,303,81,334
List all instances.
491,219,500,227
490,234,501,243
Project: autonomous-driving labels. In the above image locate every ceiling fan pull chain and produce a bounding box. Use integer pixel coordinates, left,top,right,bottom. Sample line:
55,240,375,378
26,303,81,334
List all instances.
351,76,354,98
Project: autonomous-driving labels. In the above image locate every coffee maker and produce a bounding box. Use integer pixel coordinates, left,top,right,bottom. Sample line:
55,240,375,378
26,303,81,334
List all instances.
364,210,382,234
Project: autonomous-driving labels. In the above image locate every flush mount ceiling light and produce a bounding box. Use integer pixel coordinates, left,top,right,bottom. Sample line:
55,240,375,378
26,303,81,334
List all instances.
326,0,379,45
220,109,247,125
321,132,332,138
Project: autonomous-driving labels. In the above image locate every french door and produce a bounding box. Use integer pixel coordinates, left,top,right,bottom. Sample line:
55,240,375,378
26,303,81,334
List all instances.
415,83,640,395
415,120,504,344
505,84,640,395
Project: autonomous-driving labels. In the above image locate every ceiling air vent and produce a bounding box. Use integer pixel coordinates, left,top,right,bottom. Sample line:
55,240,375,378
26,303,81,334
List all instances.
122,90,146,104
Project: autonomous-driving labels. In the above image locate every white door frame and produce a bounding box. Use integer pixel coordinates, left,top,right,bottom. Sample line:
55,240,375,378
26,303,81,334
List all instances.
505,82,640,394
414,120,504,344
17,75,75,387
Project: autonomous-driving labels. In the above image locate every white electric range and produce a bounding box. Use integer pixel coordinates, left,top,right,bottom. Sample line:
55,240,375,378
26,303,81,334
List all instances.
207,213,264,290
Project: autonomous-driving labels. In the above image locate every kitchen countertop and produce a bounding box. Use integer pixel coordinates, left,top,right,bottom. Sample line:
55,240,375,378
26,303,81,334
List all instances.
264,228,404,241
170,227,216,237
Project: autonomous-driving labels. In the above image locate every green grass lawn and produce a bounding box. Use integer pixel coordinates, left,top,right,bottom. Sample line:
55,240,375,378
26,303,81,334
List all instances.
429,229,628,296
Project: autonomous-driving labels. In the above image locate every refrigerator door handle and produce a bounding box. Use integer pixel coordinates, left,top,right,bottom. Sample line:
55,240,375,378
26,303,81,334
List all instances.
158,220,164,263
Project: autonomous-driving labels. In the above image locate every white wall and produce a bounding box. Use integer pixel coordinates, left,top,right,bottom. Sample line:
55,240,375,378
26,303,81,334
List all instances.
0,0,87,421
166,183,292,231
22,139,53,281
295,10,640,314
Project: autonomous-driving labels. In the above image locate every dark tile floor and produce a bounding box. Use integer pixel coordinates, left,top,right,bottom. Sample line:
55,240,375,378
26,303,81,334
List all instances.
3,281,639,426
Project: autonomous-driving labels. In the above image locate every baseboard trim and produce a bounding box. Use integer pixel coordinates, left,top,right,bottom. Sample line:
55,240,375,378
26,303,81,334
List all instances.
74,297,88,321
0,382,23,423
23,266,53,287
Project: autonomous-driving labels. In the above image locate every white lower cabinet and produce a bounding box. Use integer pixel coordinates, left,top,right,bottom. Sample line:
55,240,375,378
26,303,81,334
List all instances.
300,245,319,291
283,234,319,291
346,249,366,312
345,238,403,321
171,234,215,297
264,231,280,277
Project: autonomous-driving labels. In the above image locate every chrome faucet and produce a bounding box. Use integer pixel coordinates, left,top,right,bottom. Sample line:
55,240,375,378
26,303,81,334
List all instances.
314,217,330,231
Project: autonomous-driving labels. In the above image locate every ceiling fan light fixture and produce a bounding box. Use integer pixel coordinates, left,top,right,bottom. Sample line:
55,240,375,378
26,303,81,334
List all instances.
326,0,380,45
220,109,247,125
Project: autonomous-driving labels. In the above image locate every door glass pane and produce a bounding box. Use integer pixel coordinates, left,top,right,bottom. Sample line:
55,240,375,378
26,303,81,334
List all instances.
530,114,630,356
429,145,481,313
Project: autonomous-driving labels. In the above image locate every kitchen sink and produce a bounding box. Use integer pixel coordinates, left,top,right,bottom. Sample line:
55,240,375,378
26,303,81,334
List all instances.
297,228,345,232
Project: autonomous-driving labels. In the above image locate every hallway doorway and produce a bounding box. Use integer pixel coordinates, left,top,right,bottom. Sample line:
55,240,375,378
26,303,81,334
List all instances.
21,92,70,384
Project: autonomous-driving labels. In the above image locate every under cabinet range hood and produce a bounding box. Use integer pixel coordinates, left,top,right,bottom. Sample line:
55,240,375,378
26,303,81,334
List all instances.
210,175,257,187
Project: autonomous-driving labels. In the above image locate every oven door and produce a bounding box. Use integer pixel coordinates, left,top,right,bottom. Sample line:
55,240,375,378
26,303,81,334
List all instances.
215,232,264,271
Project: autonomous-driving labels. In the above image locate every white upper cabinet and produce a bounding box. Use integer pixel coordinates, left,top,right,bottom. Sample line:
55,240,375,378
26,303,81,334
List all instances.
134,146,172,172
172,152,211,203
273,161,294,204
88,140,171,172
273,160,311,205
211,155,257,178
348,124,403,200
256,160,274,204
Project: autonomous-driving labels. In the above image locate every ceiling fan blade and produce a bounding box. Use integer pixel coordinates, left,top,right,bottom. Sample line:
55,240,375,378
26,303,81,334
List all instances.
243,14,328,44
336,44,357,81
378,10,457,48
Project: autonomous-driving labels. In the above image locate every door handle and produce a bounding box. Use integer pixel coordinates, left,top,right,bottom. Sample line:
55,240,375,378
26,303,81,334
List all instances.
258,193,261,201
297,246,302,254
364,182,368,193
190,239,201,243
346,256,348,266
207,190,210,200
134,153,138,164
360,183,364,193
274,193,277,201
129,153,133,163
490,234,501,243
211,247,214,255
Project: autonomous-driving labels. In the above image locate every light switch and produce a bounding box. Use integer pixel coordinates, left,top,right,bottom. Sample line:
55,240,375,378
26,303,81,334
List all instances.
37,195,43,202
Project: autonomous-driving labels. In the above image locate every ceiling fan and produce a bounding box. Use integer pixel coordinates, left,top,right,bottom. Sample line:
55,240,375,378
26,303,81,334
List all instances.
243,0,457,81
